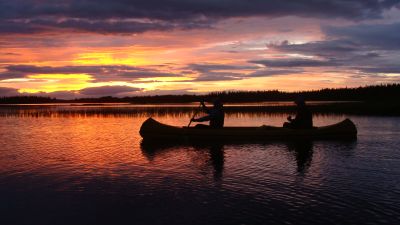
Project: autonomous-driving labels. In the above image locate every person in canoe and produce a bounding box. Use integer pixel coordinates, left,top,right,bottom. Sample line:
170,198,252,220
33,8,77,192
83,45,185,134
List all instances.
283,96,313,129
191,98,225,128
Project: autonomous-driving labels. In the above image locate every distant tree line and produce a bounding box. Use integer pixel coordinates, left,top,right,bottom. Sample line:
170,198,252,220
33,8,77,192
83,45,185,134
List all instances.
1,83,399,104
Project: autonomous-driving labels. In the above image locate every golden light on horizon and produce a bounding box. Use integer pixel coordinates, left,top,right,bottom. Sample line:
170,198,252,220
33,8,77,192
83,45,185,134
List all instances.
27,74,93,80
71,46,180,66
19,73,93,93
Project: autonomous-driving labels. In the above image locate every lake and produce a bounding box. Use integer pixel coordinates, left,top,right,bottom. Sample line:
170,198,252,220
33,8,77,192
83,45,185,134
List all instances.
0,104,399,225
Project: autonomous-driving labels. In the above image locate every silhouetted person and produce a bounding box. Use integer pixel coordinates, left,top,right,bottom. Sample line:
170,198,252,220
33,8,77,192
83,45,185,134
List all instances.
191,99,224,128
283,97,313,129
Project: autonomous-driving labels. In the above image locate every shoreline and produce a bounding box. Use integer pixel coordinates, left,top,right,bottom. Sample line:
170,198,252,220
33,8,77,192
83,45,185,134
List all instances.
0,101,399,116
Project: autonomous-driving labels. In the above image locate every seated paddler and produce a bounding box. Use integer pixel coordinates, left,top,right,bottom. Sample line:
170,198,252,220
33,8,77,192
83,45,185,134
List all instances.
191,98,225,128
283,96,313,129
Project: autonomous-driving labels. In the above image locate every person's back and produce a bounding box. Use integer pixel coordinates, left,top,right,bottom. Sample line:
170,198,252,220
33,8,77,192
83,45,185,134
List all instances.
283,97,313,129
292,104,312,129
208,106,224,128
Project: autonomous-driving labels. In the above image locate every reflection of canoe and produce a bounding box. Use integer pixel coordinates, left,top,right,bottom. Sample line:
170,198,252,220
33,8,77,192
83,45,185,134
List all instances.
139,118,357,141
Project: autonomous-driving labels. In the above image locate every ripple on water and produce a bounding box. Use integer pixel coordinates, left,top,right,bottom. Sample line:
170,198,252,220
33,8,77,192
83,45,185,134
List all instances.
0,114,399,225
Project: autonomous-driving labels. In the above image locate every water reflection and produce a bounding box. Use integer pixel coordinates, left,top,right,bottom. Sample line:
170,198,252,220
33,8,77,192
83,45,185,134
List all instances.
286,141,314,174
141,140,225,181
142,140,316,179
1,111,398,225
141,139,359,181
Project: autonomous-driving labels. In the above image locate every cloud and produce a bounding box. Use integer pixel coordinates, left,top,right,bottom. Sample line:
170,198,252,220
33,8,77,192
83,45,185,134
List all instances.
188,63,258,72
323,22,400,50
0,86,143,98
270,22,400,56
79,85,141,96
248,69,304,77
194,72,244,81
359,65,400,73
0,71,25,79
265,22,400,76
249,59,337,67
0,0,399,34
0,18,213,35
6,65,103,74
0,87,20,96
39,90,82,99
141,88,194,96
186,63,258,81
1,65,181,81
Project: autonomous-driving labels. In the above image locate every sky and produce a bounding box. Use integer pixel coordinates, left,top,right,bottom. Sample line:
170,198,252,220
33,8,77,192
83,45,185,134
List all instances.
0,0,400,99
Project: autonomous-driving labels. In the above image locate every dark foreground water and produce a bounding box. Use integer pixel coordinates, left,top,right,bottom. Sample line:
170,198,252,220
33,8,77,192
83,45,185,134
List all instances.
0,104,399,225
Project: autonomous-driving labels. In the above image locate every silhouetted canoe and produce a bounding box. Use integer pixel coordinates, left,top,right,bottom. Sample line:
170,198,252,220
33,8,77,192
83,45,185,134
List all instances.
139,118,357,141
140,118,357,141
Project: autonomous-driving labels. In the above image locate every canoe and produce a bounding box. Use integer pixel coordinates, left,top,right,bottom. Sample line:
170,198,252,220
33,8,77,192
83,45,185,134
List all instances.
139,118,357,141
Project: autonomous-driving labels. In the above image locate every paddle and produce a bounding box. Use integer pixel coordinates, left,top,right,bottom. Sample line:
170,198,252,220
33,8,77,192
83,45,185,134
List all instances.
187,102,203,127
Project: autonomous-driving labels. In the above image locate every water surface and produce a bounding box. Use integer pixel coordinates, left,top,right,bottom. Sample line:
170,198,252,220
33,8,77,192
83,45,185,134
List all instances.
0,104,399,225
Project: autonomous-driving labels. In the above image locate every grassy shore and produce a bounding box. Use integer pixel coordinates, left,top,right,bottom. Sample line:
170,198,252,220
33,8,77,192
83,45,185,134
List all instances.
1,84,399,116
0,101,399,117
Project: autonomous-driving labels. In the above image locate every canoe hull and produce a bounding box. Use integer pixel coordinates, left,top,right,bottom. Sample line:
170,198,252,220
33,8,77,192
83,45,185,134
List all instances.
139,118,357,141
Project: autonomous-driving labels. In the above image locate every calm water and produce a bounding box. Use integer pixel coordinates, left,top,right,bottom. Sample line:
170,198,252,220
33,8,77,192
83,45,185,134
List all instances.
0,105,399,225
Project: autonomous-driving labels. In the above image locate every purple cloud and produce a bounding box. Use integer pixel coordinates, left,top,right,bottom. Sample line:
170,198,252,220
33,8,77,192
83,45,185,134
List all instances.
79,85,141,96
249,59,337,67
0,87,20,96
0,0,398,34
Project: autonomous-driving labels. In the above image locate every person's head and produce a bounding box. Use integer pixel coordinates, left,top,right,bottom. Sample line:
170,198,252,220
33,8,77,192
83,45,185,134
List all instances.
294,96,306,106
213,98,223,108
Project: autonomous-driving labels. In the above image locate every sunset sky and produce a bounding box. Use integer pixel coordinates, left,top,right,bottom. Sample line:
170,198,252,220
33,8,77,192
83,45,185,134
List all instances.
0,0,400,98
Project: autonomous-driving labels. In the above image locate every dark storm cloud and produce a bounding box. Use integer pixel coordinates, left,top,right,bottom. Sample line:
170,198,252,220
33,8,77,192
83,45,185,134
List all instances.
1,65,180,81
0,87,19,96
0,0,399,34
79,85,141,96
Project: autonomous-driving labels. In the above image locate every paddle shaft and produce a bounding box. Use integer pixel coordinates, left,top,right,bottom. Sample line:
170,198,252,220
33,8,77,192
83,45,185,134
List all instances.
187,103,202,127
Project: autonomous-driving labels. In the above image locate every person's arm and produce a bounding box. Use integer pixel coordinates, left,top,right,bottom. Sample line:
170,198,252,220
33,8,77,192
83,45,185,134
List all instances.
201,101,211,114
192,115,211,122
